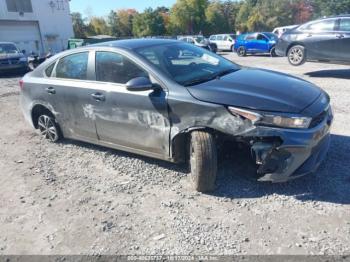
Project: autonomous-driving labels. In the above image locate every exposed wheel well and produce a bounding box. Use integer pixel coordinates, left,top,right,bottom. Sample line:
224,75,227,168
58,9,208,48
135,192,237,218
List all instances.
171,127,226,163
31,104,55,129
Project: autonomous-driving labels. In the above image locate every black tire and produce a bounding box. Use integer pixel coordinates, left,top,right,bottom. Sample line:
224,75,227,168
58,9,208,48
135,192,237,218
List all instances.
270,46,277,57
37,114,62,143
287,45,306,66
231,45,235,53
237,46,246,57
189,131,217,192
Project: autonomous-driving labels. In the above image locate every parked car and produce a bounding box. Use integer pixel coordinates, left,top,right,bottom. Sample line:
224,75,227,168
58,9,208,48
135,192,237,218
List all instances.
20,39,333,192
209,34,237,52
272,25,298,38
276,15,350,66
178,35,217,53
0,42,28,73
234,32,278,57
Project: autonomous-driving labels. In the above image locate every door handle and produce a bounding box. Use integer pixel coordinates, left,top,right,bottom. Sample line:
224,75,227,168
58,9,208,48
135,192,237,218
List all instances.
336,34,345,39
45,87,56,94
91,92,105,102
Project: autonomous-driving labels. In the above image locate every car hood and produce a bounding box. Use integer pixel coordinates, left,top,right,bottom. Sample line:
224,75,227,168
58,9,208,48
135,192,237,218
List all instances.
186,68,321,113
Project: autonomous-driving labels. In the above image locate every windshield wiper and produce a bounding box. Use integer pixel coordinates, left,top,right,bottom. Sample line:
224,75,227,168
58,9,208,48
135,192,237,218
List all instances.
183,75,218,86
183,68,239,87
214,68,239,78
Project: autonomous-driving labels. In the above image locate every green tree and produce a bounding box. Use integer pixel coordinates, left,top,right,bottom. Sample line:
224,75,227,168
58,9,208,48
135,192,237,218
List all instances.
169,0,209,34
107,10,120,37
312,0,350,18
71,12,87,38
116,9,138,37
87,17,110,36
132,8,166,37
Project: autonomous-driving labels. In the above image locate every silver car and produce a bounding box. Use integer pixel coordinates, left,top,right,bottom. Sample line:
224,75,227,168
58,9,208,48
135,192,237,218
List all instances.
20,39,333,192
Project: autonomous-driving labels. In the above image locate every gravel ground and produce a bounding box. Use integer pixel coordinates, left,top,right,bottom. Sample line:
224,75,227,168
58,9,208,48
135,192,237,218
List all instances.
0,55,349,255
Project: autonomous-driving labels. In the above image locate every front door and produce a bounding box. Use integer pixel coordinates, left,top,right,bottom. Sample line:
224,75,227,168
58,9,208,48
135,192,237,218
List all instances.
335,18,350,62
92,51,170,157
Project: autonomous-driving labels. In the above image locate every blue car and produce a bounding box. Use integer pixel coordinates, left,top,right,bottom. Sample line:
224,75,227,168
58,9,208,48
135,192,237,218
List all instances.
234,32,278,57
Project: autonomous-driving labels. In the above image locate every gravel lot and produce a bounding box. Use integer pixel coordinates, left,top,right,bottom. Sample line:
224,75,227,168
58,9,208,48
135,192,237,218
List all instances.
0,54,349,255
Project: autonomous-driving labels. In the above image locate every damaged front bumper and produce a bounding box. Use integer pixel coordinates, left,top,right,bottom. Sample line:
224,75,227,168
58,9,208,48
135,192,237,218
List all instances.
249,109,333,183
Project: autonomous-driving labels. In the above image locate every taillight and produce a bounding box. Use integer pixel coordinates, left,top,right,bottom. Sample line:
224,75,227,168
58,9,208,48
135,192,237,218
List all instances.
19,79,24,90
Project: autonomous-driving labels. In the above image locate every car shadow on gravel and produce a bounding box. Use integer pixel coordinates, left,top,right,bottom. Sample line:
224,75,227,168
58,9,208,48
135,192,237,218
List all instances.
213,134,350,205
305,69,350,80
59,139,189,174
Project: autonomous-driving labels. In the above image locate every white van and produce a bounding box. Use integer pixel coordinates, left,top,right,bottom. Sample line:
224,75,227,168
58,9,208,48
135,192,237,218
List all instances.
209,34,237,51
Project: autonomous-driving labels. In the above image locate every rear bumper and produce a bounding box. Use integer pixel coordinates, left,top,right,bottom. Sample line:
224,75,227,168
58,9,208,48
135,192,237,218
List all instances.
249,107,333,182
275,40,288,57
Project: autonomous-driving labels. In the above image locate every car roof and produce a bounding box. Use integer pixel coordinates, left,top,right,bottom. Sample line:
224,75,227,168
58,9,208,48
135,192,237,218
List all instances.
93,39,179,50
0,42,17,45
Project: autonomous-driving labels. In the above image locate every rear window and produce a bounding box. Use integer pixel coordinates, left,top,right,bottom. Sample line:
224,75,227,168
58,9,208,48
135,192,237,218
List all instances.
55,52,89,80
45,62,55,77
302,19,336,32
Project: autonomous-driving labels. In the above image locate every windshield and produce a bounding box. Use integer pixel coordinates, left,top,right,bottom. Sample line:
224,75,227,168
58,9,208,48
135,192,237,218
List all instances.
136,42,239,86
0,43,19,54
194,36,205,43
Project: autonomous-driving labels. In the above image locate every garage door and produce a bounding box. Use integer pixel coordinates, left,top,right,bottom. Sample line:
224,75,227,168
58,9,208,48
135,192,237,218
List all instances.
0,20,42,55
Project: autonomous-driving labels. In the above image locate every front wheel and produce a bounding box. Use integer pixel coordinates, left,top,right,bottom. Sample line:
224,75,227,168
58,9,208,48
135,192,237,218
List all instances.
287,45,306,66
237,46,246,57
270,46,277,57
189,131,217,192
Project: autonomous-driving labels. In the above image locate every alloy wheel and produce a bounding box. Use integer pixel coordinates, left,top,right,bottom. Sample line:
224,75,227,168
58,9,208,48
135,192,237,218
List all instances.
38,115,59,142
289,47,304,65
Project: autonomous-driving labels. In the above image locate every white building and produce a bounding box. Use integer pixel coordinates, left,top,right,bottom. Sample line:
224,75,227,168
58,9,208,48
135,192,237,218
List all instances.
0,0,74,55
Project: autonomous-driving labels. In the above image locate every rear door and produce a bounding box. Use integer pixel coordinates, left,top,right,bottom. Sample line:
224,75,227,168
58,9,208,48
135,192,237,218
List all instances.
91,50,170,157
335,18,350,62
216,35,224,50
49,51,98,140
300,19,338,60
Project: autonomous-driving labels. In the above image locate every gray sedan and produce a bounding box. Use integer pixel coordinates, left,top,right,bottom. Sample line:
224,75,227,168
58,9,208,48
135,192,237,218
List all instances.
20,39,333,192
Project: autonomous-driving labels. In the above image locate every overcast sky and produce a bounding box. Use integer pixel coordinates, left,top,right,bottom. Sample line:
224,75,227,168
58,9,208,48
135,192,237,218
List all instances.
69,0,177,17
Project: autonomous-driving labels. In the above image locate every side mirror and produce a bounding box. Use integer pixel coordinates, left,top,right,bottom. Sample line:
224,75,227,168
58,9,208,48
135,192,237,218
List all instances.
126,77,154,91
21,50,26,54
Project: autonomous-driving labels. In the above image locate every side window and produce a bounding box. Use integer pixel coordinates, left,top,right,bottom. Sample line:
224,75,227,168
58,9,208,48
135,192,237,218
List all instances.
340,18,350,32
216,35,223,41
257,34,267,41
304,19,336,32
55,52,88,80
223,36,228,41
45,62,56,77
209,35,216,41
245,34,256,40
95,51,148,84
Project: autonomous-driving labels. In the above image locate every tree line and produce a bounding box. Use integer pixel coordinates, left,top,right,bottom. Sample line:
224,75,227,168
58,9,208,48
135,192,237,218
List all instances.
72,0,350,38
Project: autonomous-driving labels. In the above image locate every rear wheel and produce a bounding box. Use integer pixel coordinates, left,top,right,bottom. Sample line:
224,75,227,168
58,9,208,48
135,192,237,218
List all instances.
37,114,61,143
237,46,246,57
288,45,306,66
189,131,217,192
